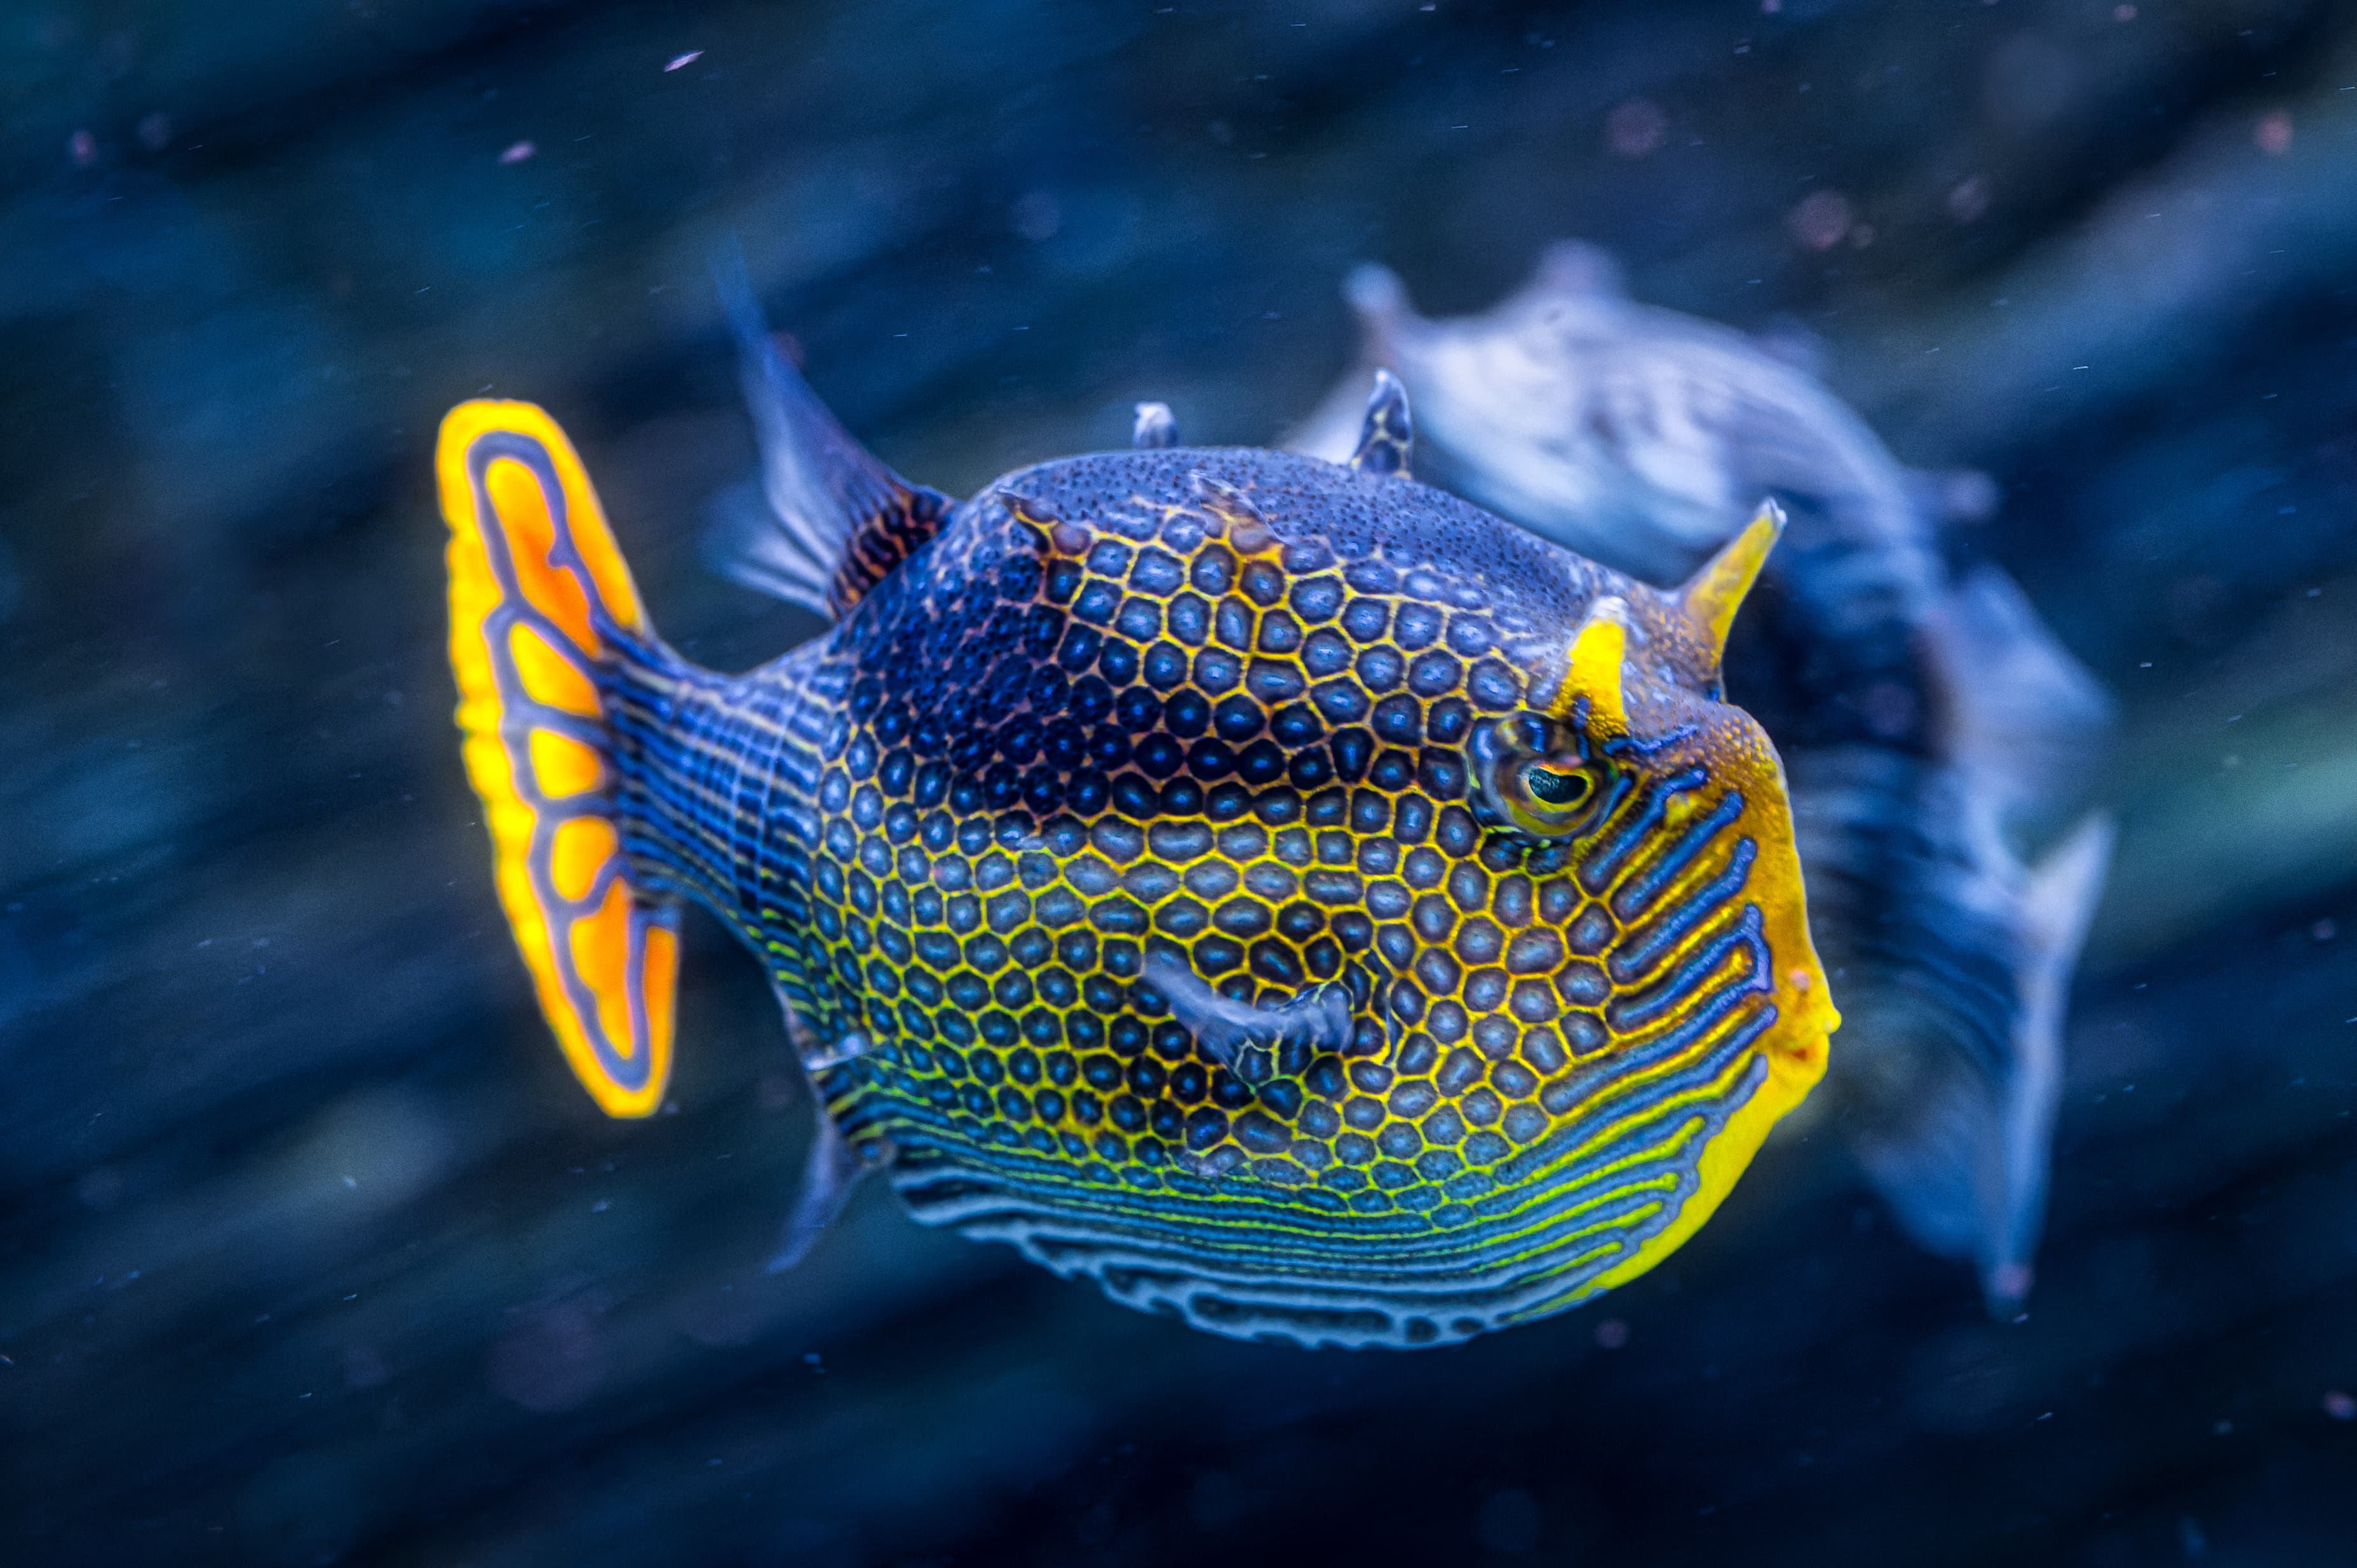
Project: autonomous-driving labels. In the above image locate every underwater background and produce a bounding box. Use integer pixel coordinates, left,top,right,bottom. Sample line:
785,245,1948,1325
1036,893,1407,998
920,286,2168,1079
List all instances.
5,1,2357,1563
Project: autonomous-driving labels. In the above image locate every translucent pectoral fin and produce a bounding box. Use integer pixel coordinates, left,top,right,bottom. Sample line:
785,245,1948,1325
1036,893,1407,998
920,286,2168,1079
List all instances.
1140,951,1354,1085
766,1105,889,1274
438,400,680,1118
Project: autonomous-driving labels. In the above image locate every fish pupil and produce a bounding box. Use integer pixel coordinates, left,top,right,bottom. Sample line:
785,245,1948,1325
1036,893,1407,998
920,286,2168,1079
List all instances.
1525,766,1586,806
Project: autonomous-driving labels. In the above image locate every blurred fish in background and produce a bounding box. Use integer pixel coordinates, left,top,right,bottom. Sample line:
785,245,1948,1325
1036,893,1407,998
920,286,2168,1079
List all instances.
1294,246,2116,1312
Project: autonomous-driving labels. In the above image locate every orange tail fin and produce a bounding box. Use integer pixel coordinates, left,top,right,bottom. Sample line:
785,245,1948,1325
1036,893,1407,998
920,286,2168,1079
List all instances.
437,401,679,1118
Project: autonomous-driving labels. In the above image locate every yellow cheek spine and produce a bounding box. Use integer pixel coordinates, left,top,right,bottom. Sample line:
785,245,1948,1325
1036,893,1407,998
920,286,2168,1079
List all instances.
1557,597,1631,734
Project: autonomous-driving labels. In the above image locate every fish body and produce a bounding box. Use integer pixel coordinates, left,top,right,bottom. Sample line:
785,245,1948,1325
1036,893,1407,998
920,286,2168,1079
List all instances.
1296,245,2112,1311
437,318,1838,1348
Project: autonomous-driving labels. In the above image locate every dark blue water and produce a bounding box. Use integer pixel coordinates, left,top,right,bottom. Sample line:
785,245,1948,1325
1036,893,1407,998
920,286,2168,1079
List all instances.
5,3,2355,1564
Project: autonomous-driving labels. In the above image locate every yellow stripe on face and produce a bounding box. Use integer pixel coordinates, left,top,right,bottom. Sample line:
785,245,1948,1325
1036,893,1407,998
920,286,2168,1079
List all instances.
436,399,678,1119
1585,720,1839,1297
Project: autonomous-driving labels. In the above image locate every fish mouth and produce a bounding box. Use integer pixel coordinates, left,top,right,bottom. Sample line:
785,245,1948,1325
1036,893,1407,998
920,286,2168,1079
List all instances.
1140,951,1357,1086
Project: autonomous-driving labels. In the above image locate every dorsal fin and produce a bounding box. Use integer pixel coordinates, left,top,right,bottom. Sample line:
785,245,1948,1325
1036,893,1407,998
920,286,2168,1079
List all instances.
708,260,952,620
1350,368,1414,478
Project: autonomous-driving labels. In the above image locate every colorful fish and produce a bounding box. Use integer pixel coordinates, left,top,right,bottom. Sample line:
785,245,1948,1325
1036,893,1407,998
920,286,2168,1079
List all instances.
435,294,1840,1348
1295,243,2114,1313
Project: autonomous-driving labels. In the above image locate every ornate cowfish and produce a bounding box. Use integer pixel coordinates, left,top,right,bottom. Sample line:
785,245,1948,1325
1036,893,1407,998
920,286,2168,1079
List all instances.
434,296,1840,1348
1294,243,2113,1313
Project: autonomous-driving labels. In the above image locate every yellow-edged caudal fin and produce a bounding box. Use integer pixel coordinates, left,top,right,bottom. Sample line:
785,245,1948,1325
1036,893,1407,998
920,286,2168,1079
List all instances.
438,400,679,1118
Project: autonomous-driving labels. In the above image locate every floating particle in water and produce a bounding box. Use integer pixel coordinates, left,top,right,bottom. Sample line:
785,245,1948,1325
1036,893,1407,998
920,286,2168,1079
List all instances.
1988,1260,2035,1308
665,51,703,71
1949,175,1991,223
137,112,171,151
1790,189,1854,251
2255,110,2293,156
499,140,536,165
1605,97,1666,159
68,128,97,167
2325,1390,2356,1421
1594,1318,1630,1349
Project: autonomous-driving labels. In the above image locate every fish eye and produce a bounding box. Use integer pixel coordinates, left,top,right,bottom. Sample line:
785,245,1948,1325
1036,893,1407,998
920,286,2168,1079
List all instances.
1522,764,1590,806
1483,746,1606,840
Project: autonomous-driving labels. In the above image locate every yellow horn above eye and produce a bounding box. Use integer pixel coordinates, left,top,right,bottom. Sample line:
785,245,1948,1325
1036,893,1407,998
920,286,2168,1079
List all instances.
1560,595,1630,736
1677,499,1785,665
